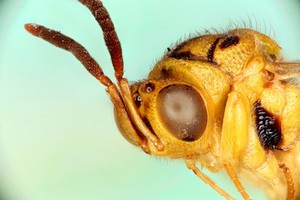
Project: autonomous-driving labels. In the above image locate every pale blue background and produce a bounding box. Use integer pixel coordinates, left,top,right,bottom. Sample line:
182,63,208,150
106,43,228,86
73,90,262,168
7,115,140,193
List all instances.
0,0,300,200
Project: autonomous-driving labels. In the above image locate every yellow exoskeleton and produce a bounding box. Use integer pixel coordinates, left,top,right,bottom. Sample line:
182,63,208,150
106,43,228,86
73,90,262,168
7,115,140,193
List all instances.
25,0,300,199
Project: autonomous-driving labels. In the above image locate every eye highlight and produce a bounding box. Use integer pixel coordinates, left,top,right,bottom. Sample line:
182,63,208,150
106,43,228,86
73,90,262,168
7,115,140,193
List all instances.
157,84,207,141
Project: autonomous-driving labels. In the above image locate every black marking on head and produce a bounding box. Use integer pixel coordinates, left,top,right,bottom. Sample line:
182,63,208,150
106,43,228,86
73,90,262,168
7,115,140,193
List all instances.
169,51,207,62
207,38,220,63
143,117,157,136
160,68,170,79
254,100,281,150
145,82,155,93
269,54,277,61
219,35,240,49
134,93,142,108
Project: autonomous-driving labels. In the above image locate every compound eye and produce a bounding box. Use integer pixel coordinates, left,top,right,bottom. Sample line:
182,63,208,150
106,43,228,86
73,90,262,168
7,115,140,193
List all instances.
157,84,207,141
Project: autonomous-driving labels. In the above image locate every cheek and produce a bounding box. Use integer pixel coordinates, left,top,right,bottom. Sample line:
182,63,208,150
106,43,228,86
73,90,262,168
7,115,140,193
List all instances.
157,84,207,141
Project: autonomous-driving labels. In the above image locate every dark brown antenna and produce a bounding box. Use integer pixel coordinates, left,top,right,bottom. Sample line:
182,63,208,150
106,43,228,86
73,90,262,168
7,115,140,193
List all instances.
24,23,113,87
79,0,123,81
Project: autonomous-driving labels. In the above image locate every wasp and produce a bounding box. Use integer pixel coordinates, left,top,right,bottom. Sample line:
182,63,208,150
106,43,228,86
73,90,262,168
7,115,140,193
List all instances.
25,0,300,199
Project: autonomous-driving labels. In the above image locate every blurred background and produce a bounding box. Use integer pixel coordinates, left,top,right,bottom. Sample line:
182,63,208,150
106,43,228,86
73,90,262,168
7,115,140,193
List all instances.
1,0,300,200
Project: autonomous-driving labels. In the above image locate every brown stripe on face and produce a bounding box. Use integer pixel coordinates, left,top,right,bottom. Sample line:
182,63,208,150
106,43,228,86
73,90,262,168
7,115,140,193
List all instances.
219,35,240,49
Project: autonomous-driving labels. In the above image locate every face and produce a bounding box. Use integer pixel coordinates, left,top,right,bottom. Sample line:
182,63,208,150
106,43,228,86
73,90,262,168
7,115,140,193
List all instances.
124,79,209,157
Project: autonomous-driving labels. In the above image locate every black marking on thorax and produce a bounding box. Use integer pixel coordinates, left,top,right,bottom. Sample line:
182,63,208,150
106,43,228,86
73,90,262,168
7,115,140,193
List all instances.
254,100,281,150
219,35,240,49
169,51,206,61
207,35,240,62
168,35,240,64
207,38,220,63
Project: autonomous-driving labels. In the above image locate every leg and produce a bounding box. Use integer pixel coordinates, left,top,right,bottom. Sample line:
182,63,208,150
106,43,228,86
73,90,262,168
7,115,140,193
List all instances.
279,163,295,200
220,91,251,199
223,162,251,200
185,160,235,200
